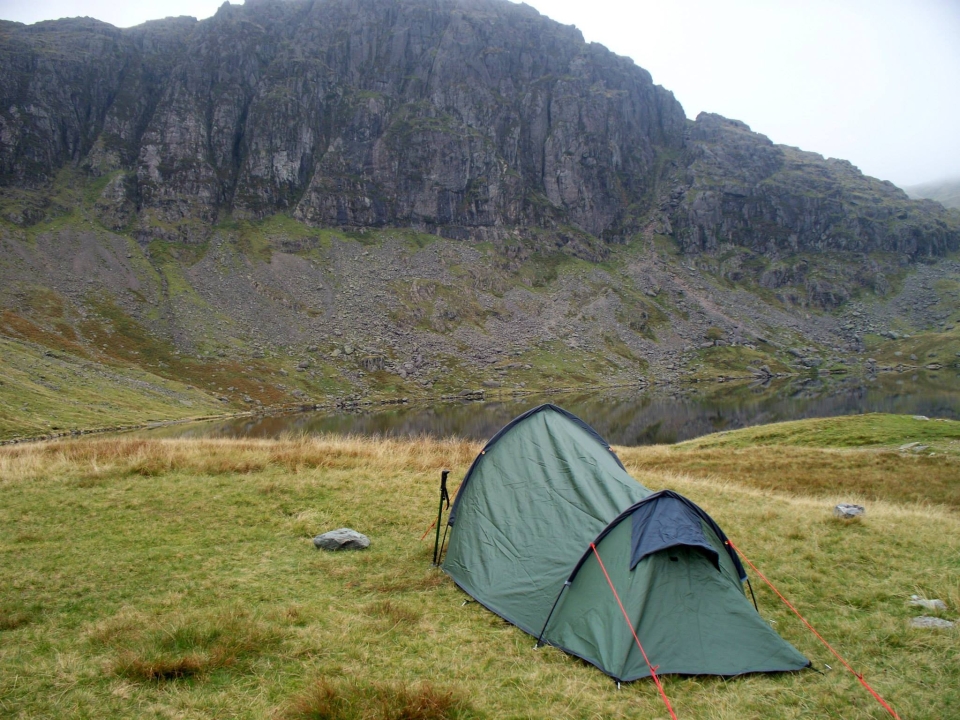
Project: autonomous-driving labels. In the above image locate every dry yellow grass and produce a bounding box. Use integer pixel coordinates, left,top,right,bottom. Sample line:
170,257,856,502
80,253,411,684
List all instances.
622,443,960,508
0,434,481,485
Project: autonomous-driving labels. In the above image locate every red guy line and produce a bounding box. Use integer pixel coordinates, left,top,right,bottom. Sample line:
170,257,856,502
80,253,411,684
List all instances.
725,538,901,720
419,519,437,541
590,542,678,720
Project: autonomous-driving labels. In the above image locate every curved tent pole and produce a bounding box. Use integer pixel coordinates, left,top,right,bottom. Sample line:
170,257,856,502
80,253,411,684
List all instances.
563,490,747,585
534,581,570,648
446,404,627,527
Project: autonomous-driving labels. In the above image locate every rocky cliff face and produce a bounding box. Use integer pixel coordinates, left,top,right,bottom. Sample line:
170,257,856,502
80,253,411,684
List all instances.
0,0,685,243
1,0,958,261
667,114,958,258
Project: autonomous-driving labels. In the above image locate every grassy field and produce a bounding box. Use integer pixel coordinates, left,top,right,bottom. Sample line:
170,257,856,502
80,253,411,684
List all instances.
1,416,958,718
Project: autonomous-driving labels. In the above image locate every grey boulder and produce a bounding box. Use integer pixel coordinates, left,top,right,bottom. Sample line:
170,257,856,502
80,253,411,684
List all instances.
909,596,948,612
314,528,370,551
910,616,954,629
833,504,865,519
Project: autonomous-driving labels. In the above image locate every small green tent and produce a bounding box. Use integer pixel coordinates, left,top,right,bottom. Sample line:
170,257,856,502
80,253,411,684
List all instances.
442,404,809,681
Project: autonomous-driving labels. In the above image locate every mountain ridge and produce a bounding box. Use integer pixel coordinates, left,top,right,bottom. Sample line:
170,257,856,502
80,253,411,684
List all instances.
2,0,956,257
904,178,960,211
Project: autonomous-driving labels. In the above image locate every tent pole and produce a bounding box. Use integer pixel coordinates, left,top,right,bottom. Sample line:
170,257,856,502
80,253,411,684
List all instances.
747,577,759,612
432,469,450,566
535,581,570,648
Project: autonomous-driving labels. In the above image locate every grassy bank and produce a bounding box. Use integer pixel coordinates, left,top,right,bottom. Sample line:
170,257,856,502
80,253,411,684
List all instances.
1,420,958,718
631,413,960,508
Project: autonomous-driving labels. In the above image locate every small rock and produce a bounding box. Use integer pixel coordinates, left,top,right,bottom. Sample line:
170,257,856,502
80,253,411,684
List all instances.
912,415,929,421
909,596,948,612
343,345,354,355
313,528,370,551
910,616,954,629
833,503,865,519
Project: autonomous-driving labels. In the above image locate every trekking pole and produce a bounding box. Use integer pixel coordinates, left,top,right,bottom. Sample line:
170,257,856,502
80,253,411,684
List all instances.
432,469,451,565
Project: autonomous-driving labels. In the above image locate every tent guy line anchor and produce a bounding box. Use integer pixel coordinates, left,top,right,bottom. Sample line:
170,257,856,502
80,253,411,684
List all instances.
726,539,902,720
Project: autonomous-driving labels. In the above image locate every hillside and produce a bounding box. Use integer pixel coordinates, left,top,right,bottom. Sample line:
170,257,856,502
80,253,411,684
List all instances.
905,178,960,210
2,0,960,435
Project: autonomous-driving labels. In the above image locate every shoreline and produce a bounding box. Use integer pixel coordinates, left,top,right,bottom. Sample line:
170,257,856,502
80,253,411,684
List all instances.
2,363,950,447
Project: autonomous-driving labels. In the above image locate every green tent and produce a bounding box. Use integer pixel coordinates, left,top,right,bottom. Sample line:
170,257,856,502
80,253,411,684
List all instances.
442,404,809,681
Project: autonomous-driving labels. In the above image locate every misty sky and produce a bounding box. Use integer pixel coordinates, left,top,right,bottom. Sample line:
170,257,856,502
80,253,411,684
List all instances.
3,0,959,188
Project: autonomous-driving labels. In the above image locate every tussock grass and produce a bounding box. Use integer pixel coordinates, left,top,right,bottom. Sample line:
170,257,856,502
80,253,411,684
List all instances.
90,607,280,681
283,678,469,720
0,423,957,718
0,601,37,631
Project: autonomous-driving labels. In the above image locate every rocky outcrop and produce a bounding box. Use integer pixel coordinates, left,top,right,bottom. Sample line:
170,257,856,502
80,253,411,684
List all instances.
0,0,685,241
668,113,960,258
1,0,958,270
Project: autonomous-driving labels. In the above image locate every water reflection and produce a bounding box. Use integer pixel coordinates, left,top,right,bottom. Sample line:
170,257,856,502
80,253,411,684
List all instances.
149,371,960,446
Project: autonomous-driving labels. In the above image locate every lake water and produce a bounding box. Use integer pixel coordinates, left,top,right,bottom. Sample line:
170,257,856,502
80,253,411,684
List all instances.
148,369,960,445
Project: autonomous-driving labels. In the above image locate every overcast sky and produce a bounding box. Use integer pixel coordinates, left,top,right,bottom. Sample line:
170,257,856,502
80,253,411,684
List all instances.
3,0,959,188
